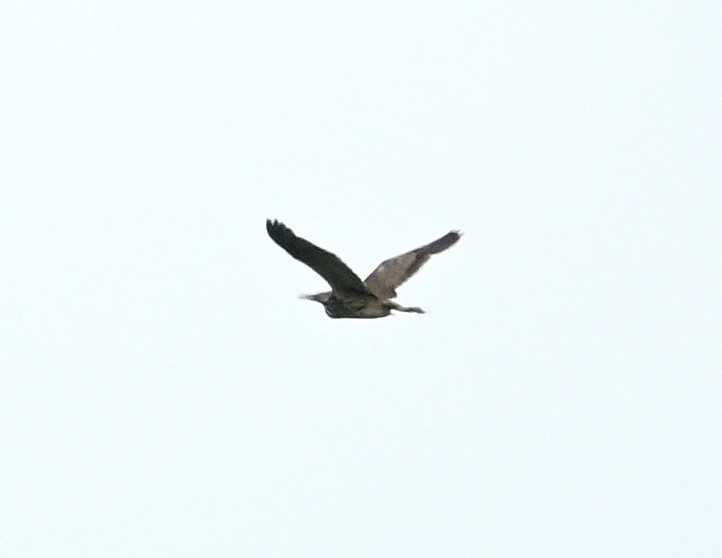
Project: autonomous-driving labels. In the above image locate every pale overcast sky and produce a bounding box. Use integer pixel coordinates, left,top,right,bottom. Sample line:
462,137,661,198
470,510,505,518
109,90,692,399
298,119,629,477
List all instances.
2,2,721,556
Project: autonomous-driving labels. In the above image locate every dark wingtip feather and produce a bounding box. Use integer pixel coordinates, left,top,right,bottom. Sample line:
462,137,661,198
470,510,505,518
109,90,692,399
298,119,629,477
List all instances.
424,230,462,254
266,218,276,235
266,219,293,243
266,218,281,233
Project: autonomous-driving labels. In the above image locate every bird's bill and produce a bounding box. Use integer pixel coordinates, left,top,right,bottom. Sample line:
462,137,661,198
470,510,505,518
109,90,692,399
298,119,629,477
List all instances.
298,293,329,304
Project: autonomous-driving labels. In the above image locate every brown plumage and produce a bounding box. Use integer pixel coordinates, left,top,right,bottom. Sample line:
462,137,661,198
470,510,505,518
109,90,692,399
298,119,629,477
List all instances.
266,219,461,319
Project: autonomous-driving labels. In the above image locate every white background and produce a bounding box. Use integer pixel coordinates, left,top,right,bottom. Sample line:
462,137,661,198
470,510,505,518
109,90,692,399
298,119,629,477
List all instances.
2,2,721,556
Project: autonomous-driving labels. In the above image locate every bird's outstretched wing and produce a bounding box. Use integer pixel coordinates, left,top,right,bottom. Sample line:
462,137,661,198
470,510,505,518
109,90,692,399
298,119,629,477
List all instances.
266,220,372,296
364,230,461,298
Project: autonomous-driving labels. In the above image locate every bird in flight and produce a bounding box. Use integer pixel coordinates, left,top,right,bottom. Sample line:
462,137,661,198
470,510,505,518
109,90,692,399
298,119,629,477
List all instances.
266,219,461,319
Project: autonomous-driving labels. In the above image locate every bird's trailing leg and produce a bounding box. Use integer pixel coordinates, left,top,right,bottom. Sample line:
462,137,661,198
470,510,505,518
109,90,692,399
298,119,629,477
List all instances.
388,301,425,314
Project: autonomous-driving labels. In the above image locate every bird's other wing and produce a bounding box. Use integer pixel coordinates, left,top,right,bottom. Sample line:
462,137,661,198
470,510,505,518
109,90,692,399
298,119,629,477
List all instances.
364,230,461,298
266,219,372,296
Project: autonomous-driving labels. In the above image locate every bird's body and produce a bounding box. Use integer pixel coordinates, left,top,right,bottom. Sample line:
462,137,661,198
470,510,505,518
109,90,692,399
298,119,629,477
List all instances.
266,219,461,319
310,292,394,319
